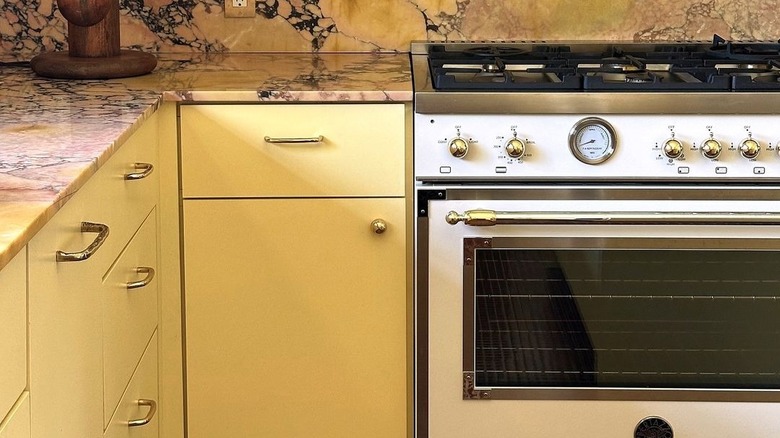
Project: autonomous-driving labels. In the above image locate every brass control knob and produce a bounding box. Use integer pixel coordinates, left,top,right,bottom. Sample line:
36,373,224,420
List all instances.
663,138,684,159
700,138,722,159
371,219,387,234
505,138,526,159
740,138,761,159
448,137,469,158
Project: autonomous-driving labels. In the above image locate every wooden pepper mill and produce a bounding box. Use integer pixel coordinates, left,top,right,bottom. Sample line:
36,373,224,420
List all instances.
31,0,157,79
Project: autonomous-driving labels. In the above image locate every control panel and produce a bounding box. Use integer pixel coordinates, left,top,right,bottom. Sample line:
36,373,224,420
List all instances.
414,114,780,180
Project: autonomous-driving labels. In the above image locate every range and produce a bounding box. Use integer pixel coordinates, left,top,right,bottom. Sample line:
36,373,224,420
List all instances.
414,36,780,438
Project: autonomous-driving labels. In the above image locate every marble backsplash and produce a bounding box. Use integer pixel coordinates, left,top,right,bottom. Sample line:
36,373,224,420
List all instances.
2,0,779,56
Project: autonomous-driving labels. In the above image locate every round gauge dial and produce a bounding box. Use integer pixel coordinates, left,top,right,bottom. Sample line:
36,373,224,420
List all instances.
569,117,617,164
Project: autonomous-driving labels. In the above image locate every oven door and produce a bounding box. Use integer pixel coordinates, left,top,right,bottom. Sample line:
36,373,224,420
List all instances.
418,187,780,438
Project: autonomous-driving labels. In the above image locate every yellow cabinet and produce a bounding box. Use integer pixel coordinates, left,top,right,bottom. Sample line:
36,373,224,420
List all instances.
180,103,410,437
0,393,30,438
28,113,160,438
0,250,26,423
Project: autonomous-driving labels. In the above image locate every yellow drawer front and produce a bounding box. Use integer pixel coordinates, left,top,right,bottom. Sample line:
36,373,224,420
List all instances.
104,333,158,438
0,251,26,422
103,210,159,428
180,104,405,198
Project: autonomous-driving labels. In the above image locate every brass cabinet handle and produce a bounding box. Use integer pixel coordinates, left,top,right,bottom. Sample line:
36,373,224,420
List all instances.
127,267,156,290
56,222,110,262
371,219,387,234
263,135,324,144
124,162,154,180
128,399,157,427
446,209,780,227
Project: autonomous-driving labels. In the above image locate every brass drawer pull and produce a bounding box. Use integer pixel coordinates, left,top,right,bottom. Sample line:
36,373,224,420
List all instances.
263,135,324,144
56,222,110,262
124,162,154,180
128,399,157,427
127,267,156,290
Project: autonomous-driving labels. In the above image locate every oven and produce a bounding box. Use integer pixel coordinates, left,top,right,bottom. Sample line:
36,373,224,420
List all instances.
413,38,780,438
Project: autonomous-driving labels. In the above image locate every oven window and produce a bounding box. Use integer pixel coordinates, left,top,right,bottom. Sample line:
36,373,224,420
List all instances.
472,248,780,389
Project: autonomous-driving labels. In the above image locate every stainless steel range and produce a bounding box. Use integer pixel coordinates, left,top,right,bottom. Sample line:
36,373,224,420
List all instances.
413,37,780,438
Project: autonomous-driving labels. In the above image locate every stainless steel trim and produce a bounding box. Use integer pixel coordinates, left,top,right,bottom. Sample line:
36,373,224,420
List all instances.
127,267,156,290
55,222,110,262
124,162,154,180
431,185,780,202
414,91,780,115
128,399,157,427
263,135,324,144
477,387,780,402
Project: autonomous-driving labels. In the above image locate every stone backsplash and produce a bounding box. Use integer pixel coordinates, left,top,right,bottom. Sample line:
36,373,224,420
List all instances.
2,0,779,56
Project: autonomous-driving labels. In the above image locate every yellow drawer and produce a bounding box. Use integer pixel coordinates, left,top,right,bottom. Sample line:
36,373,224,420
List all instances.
103,209,159,428
0,251,26,421
180,104,405,198
104,333,158,438
43,112,159,277
0,393,30,438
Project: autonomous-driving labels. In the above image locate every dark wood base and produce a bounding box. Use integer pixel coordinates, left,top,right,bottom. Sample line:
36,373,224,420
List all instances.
30,50,157,79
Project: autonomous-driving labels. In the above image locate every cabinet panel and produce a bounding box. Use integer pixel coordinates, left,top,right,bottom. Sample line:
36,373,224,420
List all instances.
103,210,159,427
0,393,30,438
104,333,158,438
28,190,105,438
180,104,405,198
184,198,407,438
0,250,26,420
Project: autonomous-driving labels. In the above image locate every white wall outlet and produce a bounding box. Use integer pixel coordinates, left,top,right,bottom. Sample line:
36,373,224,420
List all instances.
224,0,255,18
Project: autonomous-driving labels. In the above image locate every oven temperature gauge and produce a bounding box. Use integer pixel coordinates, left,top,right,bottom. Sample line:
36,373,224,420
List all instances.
568,117,617,165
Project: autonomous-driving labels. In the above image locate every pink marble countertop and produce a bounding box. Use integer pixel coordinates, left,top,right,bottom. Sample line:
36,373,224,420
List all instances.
0,52,412,269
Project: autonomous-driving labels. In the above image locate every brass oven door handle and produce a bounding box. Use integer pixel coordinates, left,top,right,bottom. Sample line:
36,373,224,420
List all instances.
124,162,154,180
128,399,157,427
263,135,324,144
446,209,780,226
127,267,156,290
56,222,110,262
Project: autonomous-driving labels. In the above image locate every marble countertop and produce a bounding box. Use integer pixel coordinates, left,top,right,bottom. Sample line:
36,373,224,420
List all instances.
0,52,413,270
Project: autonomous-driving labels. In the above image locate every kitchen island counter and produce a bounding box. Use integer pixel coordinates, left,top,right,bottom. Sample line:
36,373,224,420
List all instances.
0,52,412,269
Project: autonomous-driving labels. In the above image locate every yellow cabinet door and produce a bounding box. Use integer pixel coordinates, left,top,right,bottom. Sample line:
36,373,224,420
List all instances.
184,198,407,438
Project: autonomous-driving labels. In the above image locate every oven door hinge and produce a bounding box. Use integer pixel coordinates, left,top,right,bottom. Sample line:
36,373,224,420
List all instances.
417,189,447,218
463,372,491,400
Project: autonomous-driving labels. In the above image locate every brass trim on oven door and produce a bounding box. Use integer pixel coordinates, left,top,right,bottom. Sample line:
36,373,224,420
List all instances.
462,236,780,402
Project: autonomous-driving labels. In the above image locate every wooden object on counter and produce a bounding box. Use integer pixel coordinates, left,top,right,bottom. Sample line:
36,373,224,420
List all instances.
30,0,156,79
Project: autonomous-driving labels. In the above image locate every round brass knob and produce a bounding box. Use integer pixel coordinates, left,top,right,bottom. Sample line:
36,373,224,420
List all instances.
371,219,387,234
448,137,469,158
700,138,722,159
740,138,761,159
662,138,684,159
505,138,526,158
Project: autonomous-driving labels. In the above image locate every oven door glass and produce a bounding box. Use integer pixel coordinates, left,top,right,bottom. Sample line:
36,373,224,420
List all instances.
465,238,780,392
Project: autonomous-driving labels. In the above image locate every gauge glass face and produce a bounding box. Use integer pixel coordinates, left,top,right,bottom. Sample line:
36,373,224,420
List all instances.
569,118,616,164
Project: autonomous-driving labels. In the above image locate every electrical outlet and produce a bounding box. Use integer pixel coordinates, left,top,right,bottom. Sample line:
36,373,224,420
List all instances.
224,0,255,18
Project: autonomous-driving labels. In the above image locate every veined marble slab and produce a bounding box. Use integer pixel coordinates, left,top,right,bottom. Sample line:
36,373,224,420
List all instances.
0,52,412,270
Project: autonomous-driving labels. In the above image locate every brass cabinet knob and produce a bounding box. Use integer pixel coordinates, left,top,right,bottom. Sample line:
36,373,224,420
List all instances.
371,219,387,234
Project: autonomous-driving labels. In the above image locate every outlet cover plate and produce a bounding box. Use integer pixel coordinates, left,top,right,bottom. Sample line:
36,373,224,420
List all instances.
224,0,255,18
